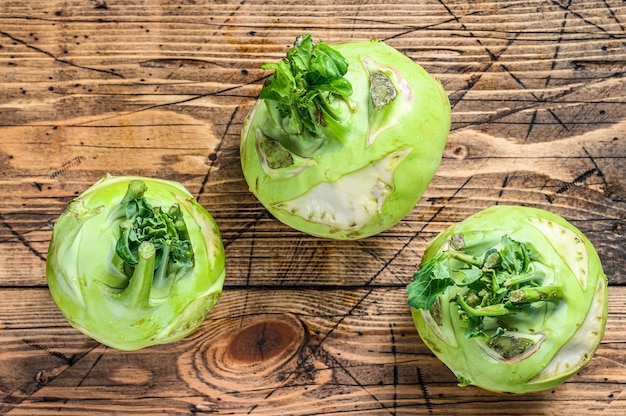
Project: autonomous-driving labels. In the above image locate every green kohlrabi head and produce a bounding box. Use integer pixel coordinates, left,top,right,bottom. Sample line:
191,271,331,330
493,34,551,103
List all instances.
407,205,608,393
241,35,451,240
46,174,226,350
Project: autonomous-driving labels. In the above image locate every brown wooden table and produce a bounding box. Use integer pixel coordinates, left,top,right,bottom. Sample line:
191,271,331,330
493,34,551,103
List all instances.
1,1,625,414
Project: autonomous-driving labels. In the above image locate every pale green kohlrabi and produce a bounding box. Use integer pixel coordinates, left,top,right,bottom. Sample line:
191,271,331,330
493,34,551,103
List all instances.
407,205,608,393
240,34,451,239
46,174,226,350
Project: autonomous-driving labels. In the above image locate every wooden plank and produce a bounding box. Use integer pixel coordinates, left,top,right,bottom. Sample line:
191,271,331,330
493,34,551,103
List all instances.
1,110,624,286
0,287,625,414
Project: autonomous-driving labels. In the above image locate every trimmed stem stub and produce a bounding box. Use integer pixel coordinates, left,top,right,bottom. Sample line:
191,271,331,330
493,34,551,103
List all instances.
122,241,156,308
369,71,397,110
509,285,563,304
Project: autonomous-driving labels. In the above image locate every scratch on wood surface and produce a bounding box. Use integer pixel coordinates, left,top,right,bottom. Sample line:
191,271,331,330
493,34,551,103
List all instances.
197,106,239,199
582,146,608,188
74,347,107,388
496,57,571,141
547,145,610,201
0,213,46,261
221,209,267,249
327,352,395,416
239,238,255,329
438,0,624,143
0,343,103,413
416,366,433,414
260,287,376,402
259,206,446,406
374,10,482,43
497,174,511,201
390,323,398,416
49,156,85,179
543,0,571,89
22,339,70,362
0,30,123,78
552,0,626,44
0,1,625,413
436,2,518,109
139,58,227,69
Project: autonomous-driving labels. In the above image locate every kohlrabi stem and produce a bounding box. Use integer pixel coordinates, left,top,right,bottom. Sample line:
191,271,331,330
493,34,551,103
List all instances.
121,241,155,308
503,270,546,287
508,285,563,304
120,180,148,205
447,250,484,268
168,203,190,241
153,241,170,290
456,294,511,317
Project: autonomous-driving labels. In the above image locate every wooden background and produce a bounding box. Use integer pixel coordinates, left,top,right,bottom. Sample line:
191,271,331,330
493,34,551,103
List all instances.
1,0,625,414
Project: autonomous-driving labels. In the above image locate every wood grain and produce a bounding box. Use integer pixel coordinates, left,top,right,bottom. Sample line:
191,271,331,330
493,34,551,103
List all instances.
1,287,625,415
1,0,625,414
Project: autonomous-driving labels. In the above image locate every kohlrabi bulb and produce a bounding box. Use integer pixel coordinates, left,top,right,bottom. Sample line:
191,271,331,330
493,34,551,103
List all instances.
407,205,608,393
46,174,226,350
241,34,451,239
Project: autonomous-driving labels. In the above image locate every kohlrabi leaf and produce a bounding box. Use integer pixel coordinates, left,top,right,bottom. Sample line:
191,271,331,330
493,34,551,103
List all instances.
407,253,454,310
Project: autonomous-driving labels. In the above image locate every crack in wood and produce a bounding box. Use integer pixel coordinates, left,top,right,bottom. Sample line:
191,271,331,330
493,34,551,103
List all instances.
256,206,446,409
0,30,123,78
0,213,46,262
197,106,239,200
49,156,85,179
416,366,433,414
22,339,70,362
0,343,103,413
390,323,398,416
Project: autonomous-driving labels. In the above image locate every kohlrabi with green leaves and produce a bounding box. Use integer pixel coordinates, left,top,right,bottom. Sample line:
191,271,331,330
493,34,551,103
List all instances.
407,205,608,393
46,174,226,351
241,34,451,239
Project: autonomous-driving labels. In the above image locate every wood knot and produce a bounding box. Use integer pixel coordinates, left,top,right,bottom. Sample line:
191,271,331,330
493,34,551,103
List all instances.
227,320,299,364
451,145,468,159
443,144,469,160
177,313,329,401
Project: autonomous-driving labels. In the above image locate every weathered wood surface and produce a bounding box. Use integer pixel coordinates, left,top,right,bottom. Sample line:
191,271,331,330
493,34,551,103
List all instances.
0,0,624,414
